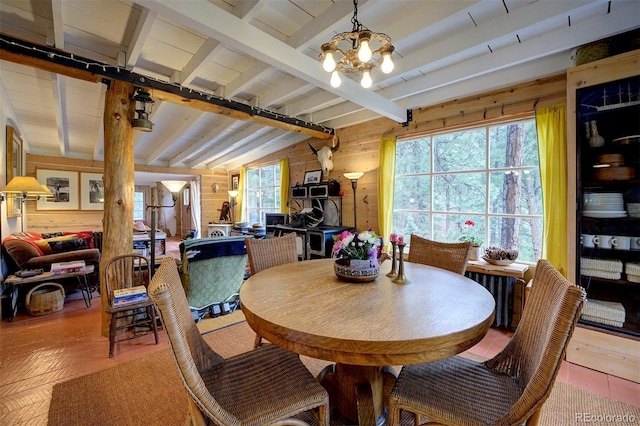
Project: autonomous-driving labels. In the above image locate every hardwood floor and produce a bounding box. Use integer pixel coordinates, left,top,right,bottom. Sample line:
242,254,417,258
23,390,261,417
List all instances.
1,241,638,424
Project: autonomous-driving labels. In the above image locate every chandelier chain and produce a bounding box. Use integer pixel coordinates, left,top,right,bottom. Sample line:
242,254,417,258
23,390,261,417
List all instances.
351,0,363,32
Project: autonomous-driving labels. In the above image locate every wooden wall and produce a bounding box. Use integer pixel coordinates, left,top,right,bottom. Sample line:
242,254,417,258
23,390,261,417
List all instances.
25,155,230,238
241,73,568,233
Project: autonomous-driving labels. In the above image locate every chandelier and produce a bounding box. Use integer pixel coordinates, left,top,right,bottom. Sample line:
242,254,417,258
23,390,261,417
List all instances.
319,0,394,89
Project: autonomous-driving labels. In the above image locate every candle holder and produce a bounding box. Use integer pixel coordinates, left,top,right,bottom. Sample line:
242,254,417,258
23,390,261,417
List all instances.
392,243,408,284
386,241,397,277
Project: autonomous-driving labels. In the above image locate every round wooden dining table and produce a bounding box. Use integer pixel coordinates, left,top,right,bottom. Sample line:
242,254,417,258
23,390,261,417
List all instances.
239,258,495,425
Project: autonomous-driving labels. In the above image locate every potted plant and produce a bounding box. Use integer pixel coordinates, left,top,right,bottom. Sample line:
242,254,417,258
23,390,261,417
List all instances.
459,219,483,260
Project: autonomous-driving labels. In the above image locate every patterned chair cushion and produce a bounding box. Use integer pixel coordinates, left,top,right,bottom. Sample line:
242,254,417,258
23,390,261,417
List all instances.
180,237,248,310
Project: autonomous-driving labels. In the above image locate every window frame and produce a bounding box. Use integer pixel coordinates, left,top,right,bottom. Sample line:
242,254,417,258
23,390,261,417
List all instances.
244,163,281,224
393,116,543,263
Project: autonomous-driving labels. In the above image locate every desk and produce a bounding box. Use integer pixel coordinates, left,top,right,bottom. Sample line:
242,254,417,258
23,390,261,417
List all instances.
4,265,96,321
240,258,495,424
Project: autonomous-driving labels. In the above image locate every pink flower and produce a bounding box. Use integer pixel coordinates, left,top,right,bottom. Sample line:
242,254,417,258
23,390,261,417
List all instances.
397,236,404,245
390,233,397,243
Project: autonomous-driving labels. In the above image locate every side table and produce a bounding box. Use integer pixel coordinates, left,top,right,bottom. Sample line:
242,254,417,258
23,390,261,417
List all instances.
4,265,95,321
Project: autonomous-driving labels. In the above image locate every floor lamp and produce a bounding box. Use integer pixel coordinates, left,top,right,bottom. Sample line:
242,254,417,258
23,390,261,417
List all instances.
147,180,187,276
343,172,364,231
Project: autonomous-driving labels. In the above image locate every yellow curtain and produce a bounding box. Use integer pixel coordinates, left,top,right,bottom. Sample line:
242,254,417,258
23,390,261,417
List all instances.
536,104,567,276
377,136,397,249
280,157,290,214
236,167,246,222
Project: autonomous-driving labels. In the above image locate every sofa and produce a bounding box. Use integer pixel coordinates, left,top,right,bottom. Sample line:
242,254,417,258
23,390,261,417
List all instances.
2,231,101,274
179,236,249,320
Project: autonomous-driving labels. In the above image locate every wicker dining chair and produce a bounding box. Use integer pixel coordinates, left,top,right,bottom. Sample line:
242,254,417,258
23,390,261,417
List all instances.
245,232,298,348
407,234,473,275
388,259,586,426
149,257,330,426
104,254,159,358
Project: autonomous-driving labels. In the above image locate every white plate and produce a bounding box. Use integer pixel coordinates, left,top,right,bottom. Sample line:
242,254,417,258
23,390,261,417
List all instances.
582,211,627,218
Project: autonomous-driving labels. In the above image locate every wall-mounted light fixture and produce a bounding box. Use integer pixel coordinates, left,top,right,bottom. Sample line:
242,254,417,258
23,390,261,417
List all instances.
0,176,53,231
146,180,187,275
343,172,364,230
132,88,154,132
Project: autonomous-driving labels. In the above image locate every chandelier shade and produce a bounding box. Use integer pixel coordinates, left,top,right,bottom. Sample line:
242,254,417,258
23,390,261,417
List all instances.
319,0,394,88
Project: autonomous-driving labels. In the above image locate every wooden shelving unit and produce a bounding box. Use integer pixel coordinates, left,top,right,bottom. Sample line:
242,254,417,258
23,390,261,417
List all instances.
566,49,640,383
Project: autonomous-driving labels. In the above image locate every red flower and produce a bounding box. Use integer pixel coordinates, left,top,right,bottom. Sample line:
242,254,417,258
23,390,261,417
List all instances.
464,220,475,227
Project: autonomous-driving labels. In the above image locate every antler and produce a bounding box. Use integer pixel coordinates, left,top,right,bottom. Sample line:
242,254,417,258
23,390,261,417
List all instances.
308,143,318,155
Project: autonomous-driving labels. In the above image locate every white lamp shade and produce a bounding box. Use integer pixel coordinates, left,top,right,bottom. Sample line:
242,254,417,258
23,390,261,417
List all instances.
343,172,364,181
161,180,187,193
228,190,239,198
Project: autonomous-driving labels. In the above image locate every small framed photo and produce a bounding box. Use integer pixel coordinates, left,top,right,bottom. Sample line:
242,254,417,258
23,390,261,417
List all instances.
37,169,79,210
303,170,322,185
231,174,239,191
80,172,104,210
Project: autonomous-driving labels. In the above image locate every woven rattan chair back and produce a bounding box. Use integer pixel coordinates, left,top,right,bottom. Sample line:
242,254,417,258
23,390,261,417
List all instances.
486,259,586,422
388,259,585,425
245,232,298,275
149,257,330,426
245,233,298,348
104,254,159,357
407,234,472,275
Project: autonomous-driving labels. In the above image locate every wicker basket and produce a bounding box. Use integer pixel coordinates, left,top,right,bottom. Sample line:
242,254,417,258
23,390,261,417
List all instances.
575,40,610,65
26,282,65,316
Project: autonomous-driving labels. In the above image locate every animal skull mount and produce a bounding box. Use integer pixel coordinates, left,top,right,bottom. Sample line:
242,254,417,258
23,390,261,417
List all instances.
308,136,340,177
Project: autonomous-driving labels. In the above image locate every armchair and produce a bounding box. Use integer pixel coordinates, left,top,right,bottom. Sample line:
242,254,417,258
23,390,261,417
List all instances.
179,236,248,321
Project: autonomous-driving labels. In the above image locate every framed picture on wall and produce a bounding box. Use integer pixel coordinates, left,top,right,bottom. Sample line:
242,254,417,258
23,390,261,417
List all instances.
303,170,322,185
231,174,239,191
36,169,79,210
5,126,23,218
80,172,104,210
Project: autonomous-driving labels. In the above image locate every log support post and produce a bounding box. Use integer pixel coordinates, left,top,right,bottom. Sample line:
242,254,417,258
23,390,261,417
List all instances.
100,79,135,337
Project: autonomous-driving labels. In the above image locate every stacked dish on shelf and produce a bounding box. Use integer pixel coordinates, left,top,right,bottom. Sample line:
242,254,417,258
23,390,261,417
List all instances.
582,192,626,218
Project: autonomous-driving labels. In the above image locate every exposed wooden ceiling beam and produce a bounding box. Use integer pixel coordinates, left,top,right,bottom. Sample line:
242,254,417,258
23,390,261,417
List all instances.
0,33,334,140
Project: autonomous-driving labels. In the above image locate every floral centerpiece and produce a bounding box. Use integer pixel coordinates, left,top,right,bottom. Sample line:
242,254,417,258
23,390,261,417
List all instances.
332,230,382,282
459,220,483,246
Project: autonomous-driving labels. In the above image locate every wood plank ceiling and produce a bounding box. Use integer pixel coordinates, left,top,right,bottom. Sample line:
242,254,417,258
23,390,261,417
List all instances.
0,0,638,173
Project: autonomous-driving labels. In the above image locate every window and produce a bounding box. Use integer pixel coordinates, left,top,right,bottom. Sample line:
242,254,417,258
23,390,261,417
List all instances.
245,163,281,224
393,119,543,263
133,191,145,221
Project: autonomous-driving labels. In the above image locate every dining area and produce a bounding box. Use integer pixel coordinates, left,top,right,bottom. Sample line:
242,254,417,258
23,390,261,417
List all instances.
240,256,496,424
146,232,586,426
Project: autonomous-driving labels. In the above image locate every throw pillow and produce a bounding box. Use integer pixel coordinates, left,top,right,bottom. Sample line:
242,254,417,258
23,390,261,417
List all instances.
34,239,54,255
46,234,87,253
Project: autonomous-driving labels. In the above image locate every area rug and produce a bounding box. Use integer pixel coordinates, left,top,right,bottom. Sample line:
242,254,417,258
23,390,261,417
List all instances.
196,309,246,334
49,321,640,426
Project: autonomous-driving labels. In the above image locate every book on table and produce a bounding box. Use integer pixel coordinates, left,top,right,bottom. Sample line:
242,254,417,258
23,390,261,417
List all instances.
50,260,86,275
